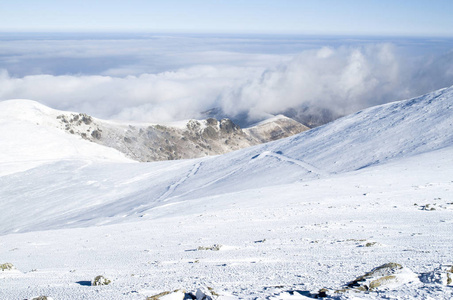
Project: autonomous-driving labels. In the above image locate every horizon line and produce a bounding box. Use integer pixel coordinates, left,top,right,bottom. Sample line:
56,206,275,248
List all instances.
1,30,453,39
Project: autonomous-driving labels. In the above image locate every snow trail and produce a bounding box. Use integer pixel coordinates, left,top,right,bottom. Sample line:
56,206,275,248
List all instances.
157,162,203,202
252,151,329,177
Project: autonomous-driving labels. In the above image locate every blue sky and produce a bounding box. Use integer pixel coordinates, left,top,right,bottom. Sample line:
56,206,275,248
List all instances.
1,0,452,36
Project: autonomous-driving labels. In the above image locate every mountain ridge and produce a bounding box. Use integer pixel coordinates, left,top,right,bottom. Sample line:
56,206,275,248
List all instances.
0,99,309,163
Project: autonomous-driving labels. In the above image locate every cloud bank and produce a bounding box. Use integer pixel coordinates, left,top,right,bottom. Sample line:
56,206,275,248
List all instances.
1,35,452,124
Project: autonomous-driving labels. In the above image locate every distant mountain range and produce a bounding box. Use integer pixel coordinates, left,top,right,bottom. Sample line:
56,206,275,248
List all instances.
201,105,342,128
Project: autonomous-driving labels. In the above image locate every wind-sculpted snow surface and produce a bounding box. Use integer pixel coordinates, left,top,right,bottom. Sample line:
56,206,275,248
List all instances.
1,147,453,299
0,86,453,299
265,85,453,173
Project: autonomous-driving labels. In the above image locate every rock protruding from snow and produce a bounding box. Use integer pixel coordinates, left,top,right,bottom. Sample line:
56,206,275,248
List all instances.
338,263,419,293
91,275,111,286
146,288,236,300
197,244,223,251
244,115,310,142
0,263,15,271
146,290,186,300
53,111,308,162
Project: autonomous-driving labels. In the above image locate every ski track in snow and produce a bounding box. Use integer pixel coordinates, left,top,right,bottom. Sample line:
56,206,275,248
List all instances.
160,150,327,204
253,150,329,177
158,162,203,202
161,163,246,203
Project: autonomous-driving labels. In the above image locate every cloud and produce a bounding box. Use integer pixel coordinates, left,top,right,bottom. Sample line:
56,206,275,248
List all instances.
220,44,453,122
0,65,263,122
1,35,453,124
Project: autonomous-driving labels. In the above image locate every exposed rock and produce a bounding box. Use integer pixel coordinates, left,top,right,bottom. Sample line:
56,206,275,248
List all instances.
244,115,310,142
56,112,309,162
206,118,218,126
336,263,419,293
202,126,219,139
364,242,377,247
91,275,111,286
282,106,342,128
197,244,222,251
146,290,185,300
186,120,201,132
219,118,240,134
146,288,231,300
317,288,329,297
91,130,102,140
80,114,92,125
0,263,15,271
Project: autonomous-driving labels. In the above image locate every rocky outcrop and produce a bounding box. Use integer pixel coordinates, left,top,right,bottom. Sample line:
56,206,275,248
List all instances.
301,263,420,298
91,275,111,286
0,263,15,271
334,262,419,294
244,115,310,142
146,287,230,300
56,113,309,162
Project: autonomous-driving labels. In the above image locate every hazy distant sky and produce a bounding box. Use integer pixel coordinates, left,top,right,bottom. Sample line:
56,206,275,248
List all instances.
1,0,452,36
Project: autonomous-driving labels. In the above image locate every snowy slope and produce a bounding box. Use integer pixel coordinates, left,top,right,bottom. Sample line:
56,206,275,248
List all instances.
1,86,453,233
0,99,134,175
262,85,453,173
1,86,453,299
1,143,452,300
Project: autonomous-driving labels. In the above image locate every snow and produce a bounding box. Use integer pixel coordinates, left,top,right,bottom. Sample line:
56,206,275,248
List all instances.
3,99,307,163
0,86,453,299
0,99,134,176
248,114,294,127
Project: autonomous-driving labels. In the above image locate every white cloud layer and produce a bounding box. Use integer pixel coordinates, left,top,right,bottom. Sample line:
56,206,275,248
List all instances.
1,36,452,124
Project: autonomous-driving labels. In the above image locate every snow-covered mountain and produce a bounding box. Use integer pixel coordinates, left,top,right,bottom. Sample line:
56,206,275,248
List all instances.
201,105,341,128
1,86,452,299
0,100,134,176
0,100,309,163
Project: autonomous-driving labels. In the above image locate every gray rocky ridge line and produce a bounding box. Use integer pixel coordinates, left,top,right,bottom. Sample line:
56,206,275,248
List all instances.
56,113,309,162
